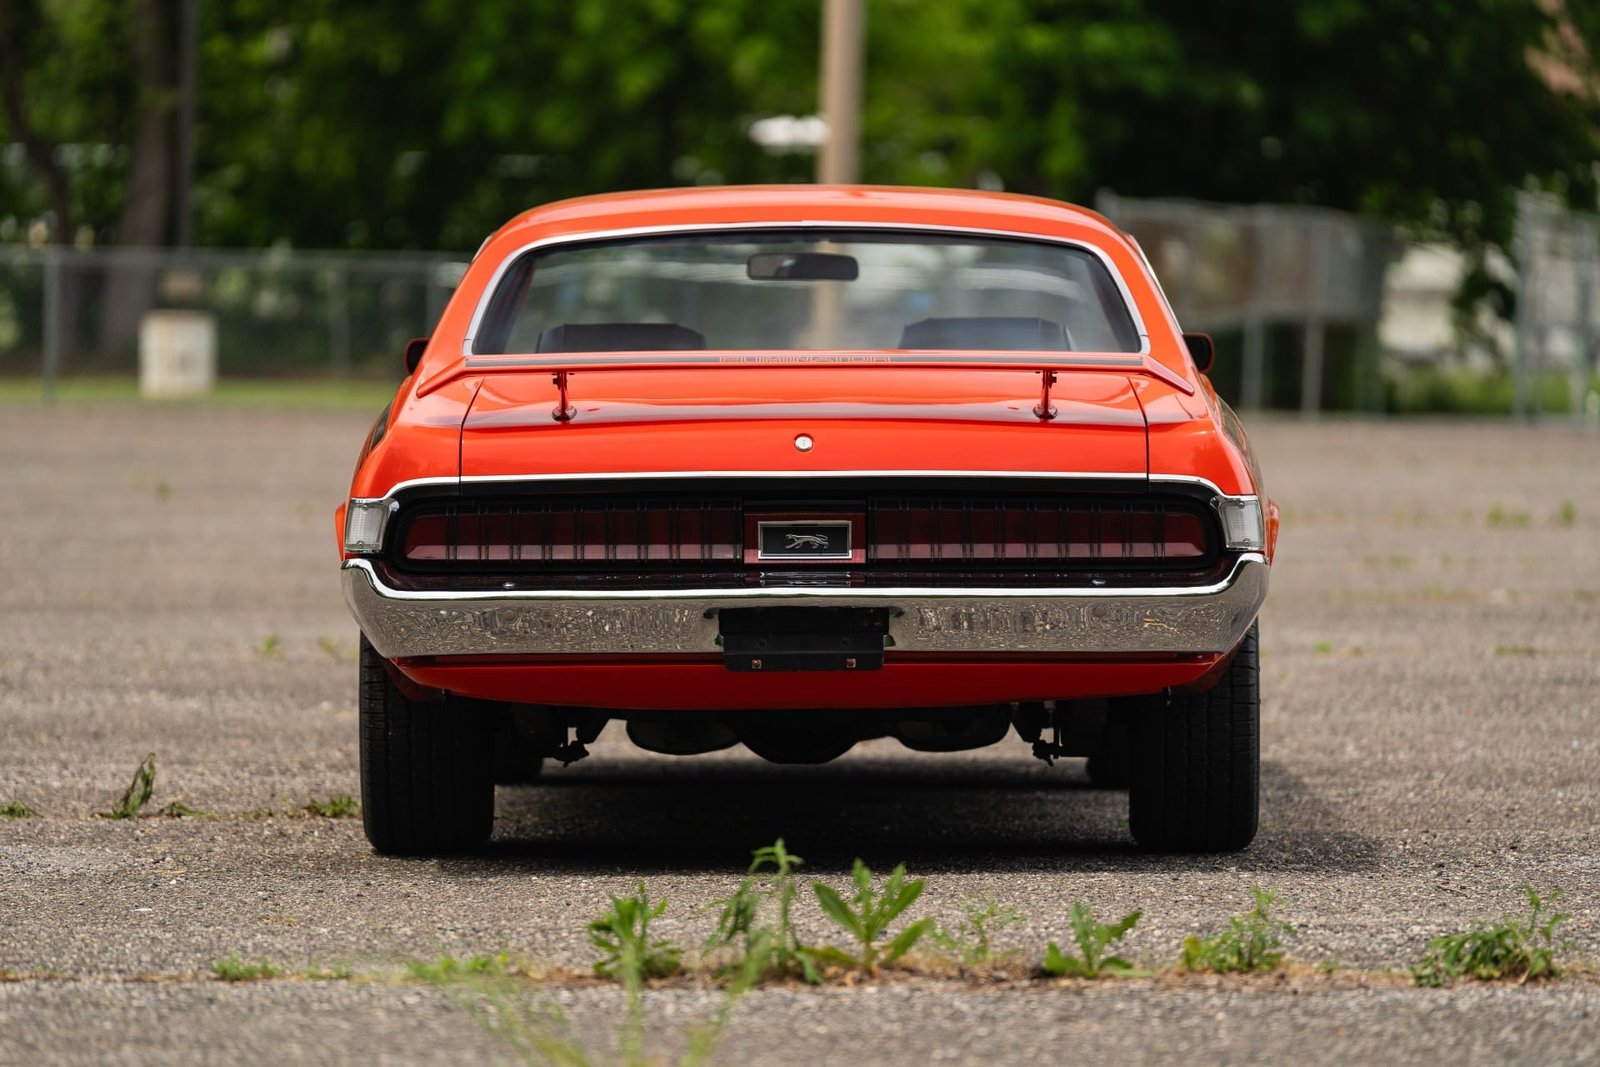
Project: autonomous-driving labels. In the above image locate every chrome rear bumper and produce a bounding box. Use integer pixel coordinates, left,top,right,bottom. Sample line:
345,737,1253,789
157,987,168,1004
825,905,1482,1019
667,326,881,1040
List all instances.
343,555,1268,660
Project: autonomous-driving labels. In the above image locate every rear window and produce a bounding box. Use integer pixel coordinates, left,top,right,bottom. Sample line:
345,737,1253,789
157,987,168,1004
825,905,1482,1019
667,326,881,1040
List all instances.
471,229,1142,356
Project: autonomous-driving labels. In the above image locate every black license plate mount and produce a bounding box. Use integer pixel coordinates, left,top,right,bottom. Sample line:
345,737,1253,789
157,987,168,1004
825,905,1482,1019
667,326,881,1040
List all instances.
719,607,889,672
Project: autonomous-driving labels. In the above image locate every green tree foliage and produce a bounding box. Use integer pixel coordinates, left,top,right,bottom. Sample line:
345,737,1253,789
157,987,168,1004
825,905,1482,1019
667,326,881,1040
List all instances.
1,0,1596,251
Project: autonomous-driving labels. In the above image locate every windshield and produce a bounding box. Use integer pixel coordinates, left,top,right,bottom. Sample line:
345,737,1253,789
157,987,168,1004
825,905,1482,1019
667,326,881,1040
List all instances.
471,229,1143,357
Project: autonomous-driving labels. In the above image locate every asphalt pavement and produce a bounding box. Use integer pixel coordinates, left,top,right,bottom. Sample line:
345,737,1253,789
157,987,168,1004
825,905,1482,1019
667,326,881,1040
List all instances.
1,405,1597,1065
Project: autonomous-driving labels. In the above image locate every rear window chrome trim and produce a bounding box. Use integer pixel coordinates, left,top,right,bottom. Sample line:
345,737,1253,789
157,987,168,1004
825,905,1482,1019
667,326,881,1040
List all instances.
460,221,1152,361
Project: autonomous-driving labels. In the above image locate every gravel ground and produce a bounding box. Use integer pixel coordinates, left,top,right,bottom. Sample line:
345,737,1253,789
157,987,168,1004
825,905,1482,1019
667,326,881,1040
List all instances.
2,406,1598,1065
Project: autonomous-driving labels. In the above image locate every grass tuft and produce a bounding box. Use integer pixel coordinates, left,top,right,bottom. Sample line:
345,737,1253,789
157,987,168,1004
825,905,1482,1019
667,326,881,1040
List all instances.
1,798,39,818
1413,888,1569,987
811,858,933,976
1042,902,1141,978
302,795,359,818
158,799,212,818
1180,887,1295,974
930,895,1024,970
406,953,511,982
212,955,281,982
1486,504,1531,528
703,838,816,982
98,753,157,819
588,883,682,980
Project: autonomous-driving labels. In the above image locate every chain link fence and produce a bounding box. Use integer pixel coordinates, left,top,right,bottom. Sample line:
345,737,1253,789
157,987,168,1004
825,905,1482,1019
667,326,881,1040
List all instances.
3,197,1598,418
1514,192,1600,420
1098,191,1396,414
0,246,464,396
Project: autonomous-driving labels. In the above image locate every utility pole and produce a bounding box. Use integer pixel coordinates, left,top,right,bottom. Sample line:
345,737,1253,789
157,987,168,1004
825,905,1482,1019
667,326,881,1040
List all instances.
816,0,864,184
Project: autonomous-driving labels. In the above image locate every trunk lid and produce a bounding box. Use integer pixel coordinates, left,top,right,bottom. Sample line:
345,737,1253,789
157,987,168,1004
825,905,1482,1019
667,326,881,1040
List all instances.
459,367,1148,478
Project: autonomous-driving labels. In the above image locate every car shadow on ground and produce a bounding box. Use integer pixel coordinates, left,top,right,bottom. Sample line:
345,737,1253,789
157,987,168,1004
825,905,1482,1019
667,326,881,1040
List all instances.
456,754,1380,877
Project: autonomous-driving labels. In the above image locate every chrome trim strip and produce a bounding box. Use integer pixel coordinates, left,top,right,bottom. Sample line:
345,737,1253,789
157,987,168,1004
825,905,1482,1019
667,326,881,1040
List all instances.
342,555,1268,659
461,220,1152,359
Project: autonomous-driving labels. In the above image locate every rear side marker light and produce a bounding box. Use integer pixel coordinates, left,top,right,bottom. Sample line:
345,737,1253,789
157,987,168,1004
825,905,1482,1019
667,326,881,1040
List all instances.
344,498,397,554
1215,497,1265,551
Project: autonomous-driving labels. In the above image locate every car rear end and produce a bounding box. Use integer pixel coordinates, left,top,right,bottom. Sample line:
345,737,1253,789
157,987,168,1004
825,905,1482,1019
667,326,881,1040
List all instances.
338,187,1272,856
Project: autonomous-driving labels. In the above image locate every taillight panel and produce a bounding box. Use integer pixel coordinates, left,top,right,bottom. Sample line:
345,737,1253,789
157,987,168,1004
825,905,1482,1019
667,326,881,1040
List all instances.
401,501,741,563
871,500,1208,563
391,492,1221,575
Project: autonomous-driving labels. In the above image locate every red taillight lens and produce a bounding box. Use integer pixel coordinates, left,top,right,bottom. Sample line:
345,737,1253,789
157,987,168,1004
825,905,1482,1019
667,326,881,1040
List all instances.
402,505,741,564
870,505,1207,562
398,498,1210,569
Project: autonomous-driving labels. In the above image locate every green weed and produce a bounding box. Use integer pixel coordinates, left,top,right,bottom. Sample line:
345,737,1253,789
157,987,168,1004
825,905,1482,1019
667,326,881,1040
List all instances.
1486,504,1531,528
559,882,742,1065
1042,903,1141,978
406,953,511,982
0,798,38,818
302,795,359,818
1413,888,1569,988
930,896,1024,969
212,955,281,982
1314,641,1333,654
316,636,350,661
1494,645,1537,658
1179,887,1295,974
256,634,283,658
1557,500,1577,527
704,838,816,982
811,859,933,975
158,799,212,818
242,807,274,819
98,753,157,819
588,883,682,981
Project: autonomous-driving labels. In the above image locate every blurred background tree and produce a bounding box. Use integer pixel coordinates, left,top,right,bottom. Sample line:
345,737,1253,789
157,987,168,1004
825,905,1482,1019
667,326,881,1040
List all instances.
2,0,1596,253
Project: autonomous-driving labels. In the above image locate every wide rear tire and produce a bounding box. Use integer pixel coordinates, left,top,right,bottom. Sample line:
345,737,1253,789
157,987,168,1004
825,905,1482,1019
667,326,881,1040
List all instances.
359,635,494,855
1128,621,1260,852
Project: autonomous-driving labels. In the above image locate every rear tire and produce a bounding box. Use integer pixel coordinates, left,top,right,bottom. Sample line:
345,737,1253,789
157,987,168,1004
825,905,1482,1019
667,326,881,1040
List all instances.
359,635,494,855
1128,622,1260,852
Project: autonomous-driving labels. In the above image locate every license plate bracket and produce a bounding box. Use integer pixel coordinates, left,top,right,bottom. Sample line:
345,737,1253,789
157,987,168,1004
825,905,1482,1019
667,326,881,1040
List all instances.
719,607,888,672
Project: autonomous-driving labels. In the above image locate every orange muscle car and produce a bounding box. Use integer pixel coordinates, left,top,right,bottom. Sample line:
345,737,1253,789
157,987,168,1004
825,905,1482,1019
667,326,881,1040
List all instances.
337,186,1277,856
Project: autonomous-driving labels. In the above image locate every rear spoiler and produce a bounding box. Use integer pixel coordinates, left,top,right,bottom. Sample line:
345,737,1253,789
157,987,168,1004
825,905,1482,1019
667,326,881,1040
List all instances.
419,350,1195,400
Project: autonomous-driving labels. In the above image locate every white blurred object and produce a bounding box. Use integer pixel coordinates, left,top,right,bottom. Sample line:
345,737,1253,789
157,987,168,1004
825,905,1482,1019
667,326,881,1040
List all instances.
748,114,829,153
139,309,216,398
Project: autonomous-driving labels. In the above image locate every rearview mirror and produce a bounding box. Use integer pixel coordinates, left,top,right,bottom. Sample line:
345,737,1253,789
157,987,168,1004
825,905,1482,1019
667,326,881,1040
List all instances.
747,252,859,281
404,337,428,374
1183,332,1215,375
